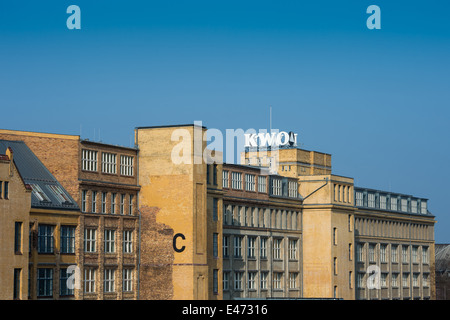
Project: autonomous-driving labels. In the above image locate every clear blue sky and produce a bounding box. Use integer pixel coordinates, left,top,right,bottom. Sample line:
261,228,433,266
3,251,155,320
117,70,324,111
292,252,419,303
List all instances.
1,1,449,242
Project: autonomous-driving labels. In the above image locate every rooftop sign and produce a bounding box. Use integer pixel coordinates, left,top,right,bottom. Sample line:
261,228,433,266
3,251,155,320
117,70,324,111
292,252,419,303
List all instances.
244,131,297,148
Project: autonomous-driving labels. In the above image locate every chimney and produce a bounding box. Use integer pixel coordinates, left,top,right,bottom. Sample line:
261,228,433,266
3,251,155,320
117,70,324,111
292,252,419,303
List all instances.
5,147,13,176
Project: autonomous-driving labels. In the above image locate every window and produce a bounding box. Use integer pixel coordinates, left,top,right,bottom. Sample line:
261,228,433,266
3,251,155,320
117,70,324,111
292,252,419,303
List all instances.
233,236,242,258
37,268,53,297
411,200,418,213
333,228,338,245
412,246,418,263
247,237,256,258
120,155,134,176
273,238,282,260
356,192,363,206
357,273,364,288
101,192,107,213
213,233,218,258
38,225,54,254
401,199,408,212
223,205,229,225
212,198,218,221
368,193,375,208
213,269,219,294
123,230,133,253
402,246,409,263
413,273,419,287
123,269,133,292
380,244,387,263
82,149,98,172
357,243,364,262
222,170,229,188
381,273,388,287
272,178,282,196
234,272,243,290
260,272,268,290
30,183,50,202
392,273,399,287
231,172,242,190
223,236,229,258
111,193,116,214
391,198,398,211
289,239,297,260
213,164,218,186
91,191,97,213
248,272,256,290
420,201,427,214
84,229,97,252
334,257,338,275
120,194,125,214
129,194,133,215
380,195,387,209
273,273,282,290
84,268,96,293
104,230,116,253
289,273,298,289
14,222,22,254
392,245,398,263
258,176,267,193
60,226,76,254
4,181,9,199
288,181,298,198
245,174,255,191
422,247,429,264
223,272,229,291
104,269,115,293
13,269,21,300
102,152,117,174
369,244,376,262
349,243,353,261
402,273,409,287
81,190,87,212
423,273,429,287
60,268,74,296
47,184,71,204
260,238,267,259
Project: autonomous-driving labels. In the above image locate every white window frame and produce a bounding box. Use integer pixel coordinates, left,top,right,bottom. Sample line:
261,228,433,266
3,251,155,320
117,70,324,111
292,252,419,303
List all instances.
82,149,98,172
102,152,117,174
84,229,97,253
258,176,267,193
104,269,115,293
120,155,134,176
104,230,116,253
123,230,133,253
245,174,255,192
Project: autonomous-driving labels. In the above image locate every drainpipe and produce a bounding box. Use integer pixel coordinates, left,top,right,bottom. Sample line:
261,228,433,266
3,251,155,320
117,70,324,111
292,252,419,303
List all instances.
135,129,141,300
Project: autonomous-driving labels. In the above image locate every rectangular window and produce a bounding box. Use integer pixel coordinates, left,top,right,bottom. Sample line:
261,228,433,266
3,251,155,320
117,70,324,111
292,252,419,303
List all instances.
47,184,72,204
30,183,50,202
272,178,282,196
213,164,218,186
391,198,398,211
223,272,229,291
258,176,267,193
222,170,229,188
129,194,133,215
104,269,115,293
123,230,133,253
273,273,282,290
401,199,408,212
82,149,98,172
120,194,125,214
102,152,117,174
213,233,218,258
357,273,364,288
101,192,107,213
260,238,267,259
14,222,22,254
37,268,53,297
233,236,242,258
421,201,427,214
60,268,74,296
38,225,54,254
231,172,242,190
245,174,255,191
213,269,219,294
392,273,399,287
13,269,21,300
422,247,429,264
333,228,338,245
402,273,409,287
368,193,375,208
423,273,429,287
412,246,418,263
111,193,116,214
392,245,398,263
380,195,387,209
81,190,87,212
260,272,268,290
60,225,76,254
411,200,418,213
413,273,419,287
84,268,96,293
104,230,116,253
248,272,256,290
273,238,282,260
247,237,256,258
288,181,298,198
120,155,134,176
289,239,297,260
234,272,243,290
402,246,409,263
357,243,364,262
380,244,387,263
356,192,363,206
369,244,376,262
289,273,298,289
84,229,97,253
4,181,9,199
212,198,218,221
381,273,388,288
123,269,133,292
223,235,229,258
91,191,97,213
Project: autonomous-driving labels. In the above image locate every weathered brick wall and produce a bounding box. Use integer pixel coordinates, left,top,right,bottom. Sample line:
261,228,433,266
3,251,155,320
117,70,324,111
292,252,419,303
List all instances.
139,206,174,300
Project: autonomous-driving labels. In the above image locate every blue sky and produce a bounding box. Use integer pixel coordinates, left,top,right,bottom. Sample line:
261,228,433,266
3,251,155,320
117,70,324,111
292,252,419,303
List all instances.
1,1,449,242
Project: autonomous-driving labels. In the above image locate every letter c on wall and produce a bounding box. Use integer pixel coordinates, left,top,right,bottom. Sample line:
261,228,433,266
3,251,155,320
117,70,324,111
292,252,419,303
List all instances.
173,233,186,253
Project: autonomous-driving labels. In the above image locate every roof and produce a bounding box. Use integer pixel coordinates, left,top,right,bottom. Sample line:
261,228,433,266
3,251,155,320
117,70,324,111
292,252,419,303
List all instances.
435,244,450,272
0,140,79,211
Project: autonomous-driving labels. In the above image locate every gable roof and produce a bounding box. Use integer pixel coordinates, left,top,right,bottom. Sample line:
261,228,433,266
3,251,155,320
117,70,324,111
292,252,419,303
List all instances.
0,140,79,211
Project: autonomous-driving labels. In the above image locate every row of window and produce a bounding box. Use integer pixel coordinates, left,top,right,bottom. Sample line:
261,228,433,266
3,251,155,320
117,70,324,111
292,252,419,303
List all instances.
84,229,134,254
0,180,9,199
81,190,135,215
31,267,134,297
223,170,268,193
355,218,433,241
223,236,299,260
356,272,430,289
223,271,299,291
356,243,429,264
81,149,134,176
223,205,300,230
355,190,427,214
333,183,352,204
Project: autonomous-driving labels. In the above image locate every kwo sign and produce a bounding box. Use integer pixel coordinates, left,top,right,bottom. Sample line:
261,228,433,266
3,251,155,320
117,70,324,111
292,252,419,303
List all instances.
244,131,298,148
